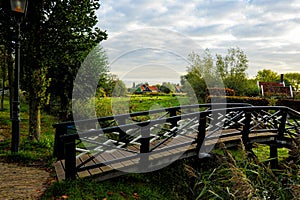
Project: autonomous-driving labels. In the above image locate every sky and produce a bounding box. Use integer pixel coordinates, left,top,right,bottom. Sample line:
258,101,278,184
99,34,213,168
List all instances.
95,0,300,86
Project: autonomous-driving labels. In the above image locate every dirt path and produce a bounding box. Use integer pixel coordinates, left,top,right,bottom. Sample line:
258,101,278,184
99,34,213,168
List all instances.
0,162,52,200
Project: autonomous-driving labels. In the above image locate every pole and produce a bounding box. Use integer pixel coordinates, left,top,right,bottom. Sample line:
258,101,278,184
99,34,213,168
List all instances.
11,21,21,153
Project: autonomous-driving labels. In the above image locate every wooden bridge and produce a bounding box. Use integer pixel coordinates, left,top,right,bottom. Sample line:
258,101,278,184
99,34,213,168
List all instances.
53,103,300,181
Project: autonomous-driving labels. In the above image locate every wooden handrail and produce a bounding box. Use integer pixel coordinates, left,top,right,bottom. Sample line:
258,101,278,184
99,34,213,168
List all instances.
53,104,300,179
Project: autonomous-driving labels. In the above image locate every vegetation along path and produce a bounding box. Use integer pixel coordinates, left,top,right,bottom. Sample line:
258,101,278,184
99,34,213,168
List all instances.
0,162,52,199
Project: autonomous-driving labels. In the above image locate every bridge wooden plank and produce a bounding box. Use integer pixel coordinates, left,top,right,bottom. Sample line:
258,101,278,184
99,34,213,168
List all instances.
54,160,65,181
127,145,140,152
112,150,136,167
77,154,103,178
118,150,139,163
54,131,282,181
76,156,91,178
97,152,125,169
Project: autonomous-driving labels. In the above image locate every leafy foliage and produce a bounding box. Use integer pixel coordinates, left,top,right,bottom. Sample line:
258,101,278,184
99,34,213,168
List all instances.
181,47,250,102
256,69,279,82
3,0,108,138
285,72,300,91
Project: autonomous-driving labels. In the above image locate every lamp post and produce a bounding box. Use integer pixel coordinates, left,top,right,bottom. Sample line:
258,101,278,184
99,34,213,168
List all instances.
10,0,28,153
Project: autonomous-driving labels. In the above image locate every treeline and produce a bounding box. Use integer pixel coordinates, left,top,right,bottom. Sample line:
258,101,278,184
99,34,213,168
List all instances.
0,1,108,140
181,47,300,102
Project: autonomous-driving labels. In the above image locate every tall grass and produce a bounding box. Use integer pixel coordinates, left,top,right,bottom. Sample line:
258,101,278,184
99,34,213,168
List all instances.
184,141,300,200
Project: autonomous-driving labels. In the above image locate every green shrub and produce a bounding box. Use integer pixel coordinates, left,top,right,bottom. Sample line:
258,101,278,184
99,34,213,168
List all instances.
207,87,235,97
207,96,269,106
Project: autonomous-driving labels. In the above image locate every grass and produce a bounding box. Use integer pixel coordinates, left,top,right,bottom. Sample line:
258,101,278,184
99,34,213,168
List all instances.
0,98,56,166
42,145,300,199
42,174,175,200
72,94,192,120
1,95,300,199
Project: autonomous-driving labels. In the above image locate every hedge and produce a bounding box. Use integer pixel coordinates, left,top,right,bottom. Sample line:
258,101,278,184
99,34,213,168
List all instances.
207,88,235,97
206,96,300,112
276,99,300,112
207,96,269,106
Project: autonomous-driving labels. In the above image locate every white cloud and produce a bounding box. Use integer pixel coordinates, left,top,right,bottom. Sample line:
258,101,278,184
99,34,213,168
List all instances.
97,0,300,83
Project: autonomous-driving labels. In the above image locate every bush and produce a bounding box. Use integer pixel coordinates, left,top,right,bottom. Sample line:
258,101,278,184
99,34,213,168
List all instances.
207,88,235,97
207,96,269,106
293,91,300,99
276,99,300,112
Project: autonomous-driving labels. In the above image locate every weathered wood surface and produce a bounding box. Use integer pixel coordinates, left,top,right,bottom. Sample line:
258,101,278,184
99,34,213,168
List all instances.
54,131,279,182
53,105,300,181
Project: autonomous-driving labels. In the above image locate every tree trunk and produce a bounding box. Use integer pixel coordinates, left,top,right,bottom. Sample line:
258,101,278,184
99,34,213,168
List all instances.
59,93,70,121
0,71,4,110
29,97,41,141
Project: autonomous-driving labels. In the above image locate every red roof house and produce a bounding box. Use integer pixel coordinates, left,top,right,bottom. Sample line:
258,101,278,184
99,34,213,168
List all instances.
258,81,293,98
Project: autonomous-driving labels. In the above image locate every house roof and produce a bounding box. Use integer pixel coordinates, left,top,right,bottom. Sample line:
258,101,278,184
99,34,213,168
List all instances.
148,86,159,91
136,85,159,92
258,82,285,87
258,81,293,97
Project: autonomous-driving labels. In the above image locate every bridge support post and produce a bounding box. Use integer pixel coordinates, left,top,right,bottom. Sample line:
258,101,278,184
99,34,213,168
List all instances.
53,124,68,160
278,110,287,140
196,115,206,154
169,108,179,128
117,117,127,143
65,137,77,179
269,144,278,169
242,112,251,151
140,127,150,170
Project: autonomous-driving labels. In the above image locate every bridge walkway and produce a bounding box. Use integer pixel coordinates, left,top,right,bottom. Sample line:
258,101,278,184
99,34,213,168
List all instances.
53,104,300,181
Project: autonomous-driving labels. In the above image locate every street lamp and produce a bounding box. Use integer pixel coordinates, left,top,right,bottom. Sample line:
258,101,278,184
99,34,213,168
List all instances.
10,0,28,153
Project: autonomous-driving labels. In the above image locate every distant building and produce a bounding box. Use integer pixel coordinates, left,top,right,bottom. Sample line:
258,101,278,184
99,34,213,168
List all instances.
135,84,159,93
175,85,182,93
258,75,293,98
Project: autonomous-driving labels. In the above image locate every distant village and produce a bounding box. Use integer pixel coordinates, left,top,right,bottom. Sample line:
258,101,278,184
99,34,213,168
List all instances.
130,73,297,99
130,82,182,94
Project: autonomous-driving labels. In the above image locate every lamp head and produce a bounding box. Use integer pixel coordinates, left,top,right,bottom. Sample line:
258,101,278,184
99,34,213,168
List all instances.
10,0,28,15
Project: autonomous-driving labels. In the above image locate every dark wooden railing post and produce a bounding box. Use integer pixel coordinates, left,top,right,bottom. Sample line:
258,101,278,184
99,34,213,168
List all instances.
269,144,278,169
242,112,251,150
269,109,287,169
278,110,287,140
53,124,68,160
196,115,206,153
140,126,150,169
64,136,77,179
140,126,150,154
169,108,179,128
117,116,127,143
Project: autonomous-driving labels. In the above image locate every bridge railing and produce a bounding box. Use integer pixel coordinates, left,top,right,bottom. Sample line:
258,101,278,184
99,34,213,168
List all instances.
53,103,251,159
53,104,300,179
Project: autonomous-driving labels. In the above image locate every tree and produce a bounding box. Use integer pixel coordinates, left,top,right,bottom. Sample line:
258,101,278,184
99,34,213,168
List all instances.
256,69,279,82
100,74,126,97
160,82,175,94
181,69,207,102
0,3,16,117
20,0,107,140
219,47,249,96
71,45,110,105
182,47,248,101
0,45,7,110
112,78,127,97
285,73,300,91
181,49,223,102
244,79,260,97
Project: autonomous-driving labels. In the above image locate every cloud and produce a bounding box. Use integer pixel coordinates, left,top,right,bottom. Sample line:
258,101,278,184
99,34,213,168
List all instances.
97,0,300,83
